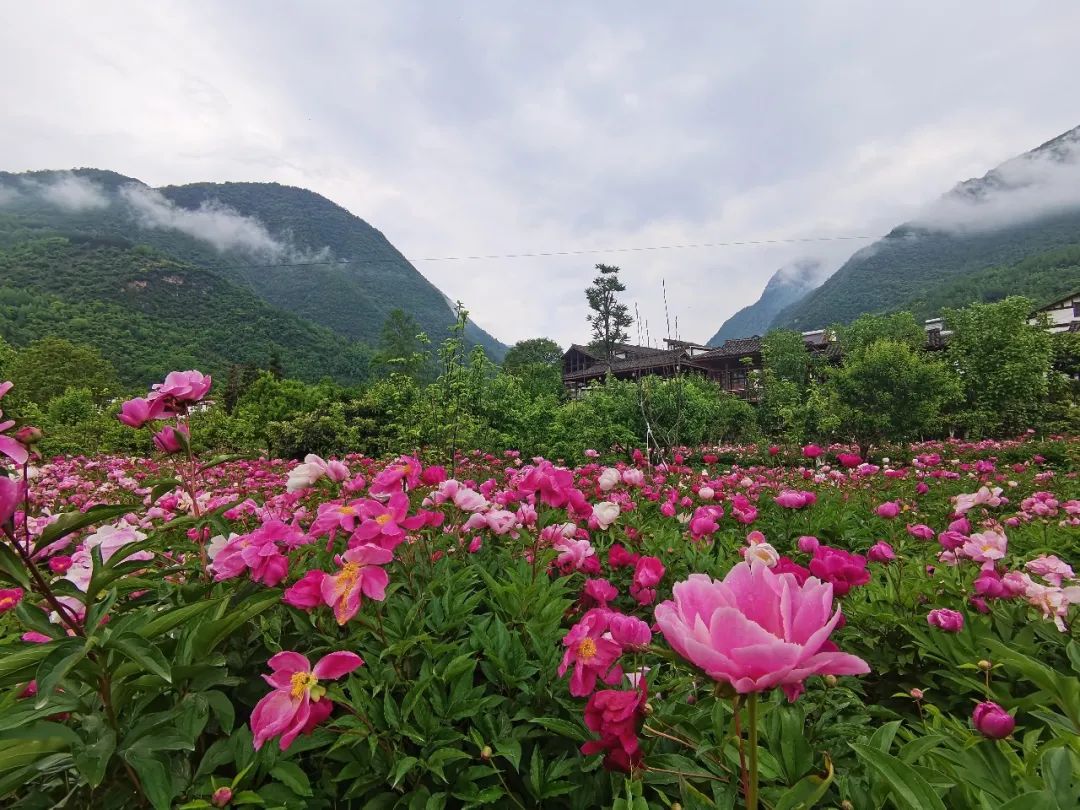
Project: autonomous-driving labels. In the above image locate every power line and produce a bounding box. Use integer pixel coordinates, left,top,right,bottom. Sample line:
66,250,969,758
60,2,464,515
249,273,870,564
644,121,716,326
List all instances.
183,233,881,272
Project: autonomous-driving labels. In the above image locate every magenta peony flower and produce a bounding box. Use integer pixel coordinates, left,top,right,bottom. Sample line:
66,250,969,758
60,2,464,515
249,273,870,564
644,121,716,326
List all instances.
630,556,665,605
775,490,816,509
972,701,1015,739
797,535,820,554
558,610,623,696
0,587,24,613
906,524,935,541
580,686,647,772
152,424,188,454
251,651,363,750
808,547,870,596
927,608,964,632
654,563,869,701
607,612,652,648
0,475,24,526
867,541,896,563
282,570,328,610
802,444,823,459
773,556,811,584
875,501,901,519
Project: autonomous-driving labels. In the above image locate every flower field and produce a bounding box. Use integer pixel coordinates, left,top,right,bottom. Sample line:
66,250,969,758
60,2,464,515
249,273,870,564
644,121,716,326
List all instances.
2,375,1080,808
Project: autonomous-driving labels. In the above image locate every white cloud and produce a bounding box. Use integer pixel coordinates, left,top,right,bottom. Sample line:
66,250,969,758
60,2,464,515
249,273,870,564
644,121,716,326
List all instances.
118,184,286,256
21,173,109,211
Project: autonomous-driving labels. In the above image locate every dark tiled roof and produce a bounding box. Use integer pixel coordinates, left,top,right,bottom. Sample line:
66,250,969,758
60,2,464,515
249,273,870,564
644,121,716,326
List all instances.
698,336,763,360
567,344,599,359
563,349,709,381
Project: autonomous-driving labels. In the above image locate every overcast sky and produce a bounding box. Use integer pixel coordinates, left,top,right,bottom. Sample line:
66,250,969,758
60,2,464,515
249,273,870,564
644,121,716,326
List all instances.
2,2,1080,347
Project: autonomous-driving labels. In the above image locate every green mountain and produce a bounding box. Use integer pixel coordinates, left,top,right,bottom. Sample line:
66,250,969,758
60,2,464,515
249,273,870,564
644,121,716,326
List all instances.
772,125,1080,329
0,168,506,362
0,238,372,385
707,258,828,345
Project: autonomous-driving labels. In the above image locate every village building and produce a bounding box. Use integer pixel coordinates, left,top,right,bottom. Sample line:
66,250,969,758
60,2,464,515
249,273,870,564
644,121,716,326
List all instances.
1030,290,1080,333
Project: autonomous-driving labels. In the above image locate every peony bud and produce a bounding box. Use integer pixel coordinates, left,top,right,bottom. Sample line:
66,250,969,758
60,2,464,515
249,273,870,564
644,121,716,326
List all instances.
910,688,924,700
972,701,1015,739
480,745,492,761
977,659,992,671
212,786,233,807
823,674,838,688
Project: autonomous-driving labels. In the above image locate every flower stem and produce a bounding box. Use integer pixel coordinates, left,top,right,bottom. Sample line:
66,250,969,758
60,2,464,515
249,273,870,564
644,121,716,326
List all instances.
746,693,760,810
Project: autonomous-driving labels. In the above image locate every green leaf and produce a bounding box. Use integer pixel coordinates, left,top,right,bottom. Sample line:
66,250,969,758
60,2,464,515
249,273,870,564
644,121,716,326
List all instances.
204,689,235,733
0,542,31,589
72,723,116,787
869,719,902,754
34,504,133,554
1042,747,1077,808
528,716,586,742
392,756,419,788
110,633,172,683
0,641,54,684
126,750,175,810
494,738,522,772
189,591,281,655
34,638,86,709
774,755,835,810
271,761,313,797
136,596,225,639
996,792,1058,810
849,742,946,810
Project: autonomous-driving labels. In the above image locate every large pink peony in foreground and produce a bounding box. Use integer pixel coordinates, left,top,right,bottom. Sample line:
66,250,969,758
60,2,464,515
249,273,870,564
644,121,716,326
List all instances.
654,562,869,701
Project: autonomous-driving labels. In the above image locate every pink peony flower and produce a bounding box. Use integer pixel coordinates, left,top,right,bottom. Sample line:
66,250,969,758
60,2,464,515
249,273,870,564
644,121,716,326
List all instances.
630,556,665,605
961,529,1008,565
972,701,1015,739
906,524,935,541
607,613,652,648
875,501,901,519
558,610,623,696
654,562,869,701
282,570,328,610
927,608,964,632
152,424,188,454
797,535,820,554
802,444,823,459
867,541,896,563
321,544,392,624
117,396,164,428
808,547,870,596
0,475,24,526
251,651,363,750
775,490,816,509
150,370,212,405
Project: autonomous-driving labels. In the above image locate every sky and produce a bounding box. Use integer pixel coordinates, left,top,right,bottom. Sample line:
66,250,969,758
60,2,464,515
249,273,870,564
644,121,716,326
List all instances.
2,2,1080,348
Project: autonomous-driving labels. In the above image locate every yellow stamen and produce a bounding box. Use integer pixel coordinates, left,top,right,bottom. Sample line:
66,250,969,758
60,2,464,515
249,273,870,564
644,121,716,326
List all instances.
578,637,597,661
290,671,317,699
375,514,392,525
338,505,356,516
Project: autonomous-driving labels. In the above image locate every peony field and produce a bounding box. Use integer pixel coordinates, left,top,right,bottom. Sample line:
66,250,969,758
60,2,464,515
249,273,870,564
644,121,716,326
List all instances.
1,372,1080,810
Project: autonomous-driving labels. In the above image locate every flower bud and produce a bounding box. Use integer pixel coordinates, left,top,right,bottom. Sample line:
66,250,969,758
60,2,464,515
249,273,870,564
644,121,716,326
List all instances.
823,674,838,688
972,701,1015,739
977,659,992,671
841,802,855,810
13,426,42,446
212,786,233,807
480,745,492,761
910,688,924,700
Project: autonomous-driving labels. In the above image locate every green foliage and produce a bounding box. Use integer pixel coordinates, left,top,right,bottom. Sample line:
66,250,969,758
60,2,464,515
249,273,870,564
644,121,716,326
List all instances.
502,338,563,375
837,312,924,358
829,339,960,453
944,297,1055,436
5,337,119,407
373,308,434,383
0,239,373,386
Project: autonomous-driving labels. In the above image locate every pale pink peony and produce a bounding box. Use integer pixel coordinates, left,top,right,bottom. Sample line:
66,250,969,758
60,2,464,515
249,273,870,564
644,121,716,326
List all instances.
654,562,869,701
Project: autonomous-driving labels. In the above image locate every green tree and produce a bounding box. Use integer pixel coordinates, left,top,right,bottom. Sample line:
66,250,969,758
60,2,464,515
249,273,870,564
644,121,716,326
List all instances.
757,330,813,440
374,308,433,382
502,338,564,399
502,338,563,375
943,297,1054,436
6,337,120,407
585,264,633,363
830,339,959,455
837,312,924,358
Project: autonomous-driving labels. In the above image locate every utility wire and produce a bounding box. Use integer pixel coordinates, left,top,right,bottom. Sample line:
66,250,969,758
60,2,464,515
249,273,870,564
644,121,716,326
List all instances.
181,233,881,272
